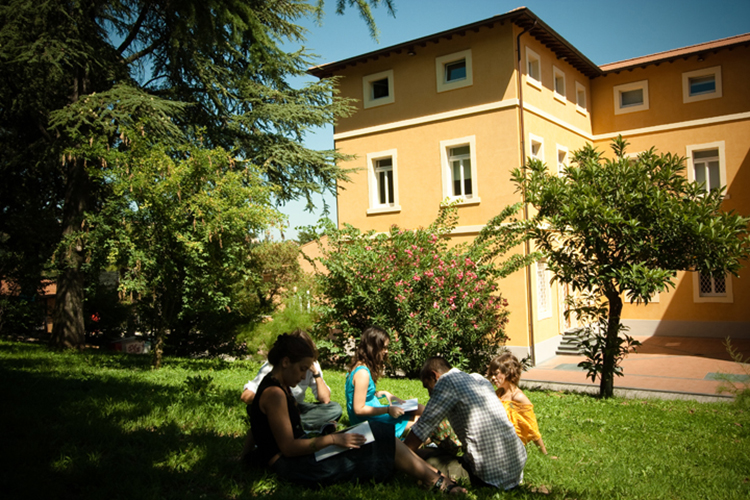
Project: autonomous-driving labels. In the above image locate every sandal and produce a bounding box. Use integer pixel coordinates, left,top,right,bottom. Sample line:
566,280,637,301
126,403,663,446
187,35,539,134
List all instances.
431,473,467,495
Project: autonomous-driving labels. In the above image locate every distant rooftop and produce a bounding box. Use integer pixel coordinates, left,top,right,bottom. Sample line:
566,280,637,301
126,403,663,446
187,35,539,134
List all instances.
600,32,750,73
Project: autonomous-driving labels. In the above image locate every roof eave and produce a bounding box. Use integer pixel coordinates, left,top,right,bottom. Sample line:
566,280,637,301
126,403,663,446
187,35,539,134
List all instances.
308,7,602,79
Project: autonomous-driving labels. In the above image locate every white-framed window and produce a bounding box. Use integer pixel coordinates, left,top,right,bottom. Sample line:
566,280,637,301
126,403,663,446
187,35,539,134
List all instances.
614,80,649,114
440,136,479,204
436,49,473,93
682,66,722,103
692,271,733,303
536,259,552,320
362,69,395,109
556,145,568,177
553,66,566,103
575,81,587,114
686,141,727,195
366,149,400,214
529,133,544,163
525,47,541,90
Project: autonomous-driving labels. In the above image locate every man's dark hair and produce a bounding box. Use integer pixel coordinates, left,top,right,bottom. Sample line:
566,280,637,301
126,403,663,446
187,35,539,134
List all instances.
419,356,452,381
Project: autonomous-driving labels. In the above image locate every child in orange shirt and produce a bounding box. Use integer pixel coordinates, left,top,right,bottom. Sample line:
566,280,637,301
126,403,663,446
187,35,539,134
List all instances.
487,352,547,455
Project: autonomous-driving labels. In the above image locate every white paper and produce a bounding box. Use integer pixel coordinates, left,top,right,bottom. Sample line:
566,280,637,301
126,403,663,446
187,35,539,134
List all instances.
390,398,419,412
314,421,375,461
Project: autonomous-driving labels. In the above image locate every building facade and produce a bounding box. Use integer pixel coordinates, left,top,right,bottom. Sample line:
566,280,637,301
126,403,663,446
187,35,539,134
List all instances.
309,7,750,363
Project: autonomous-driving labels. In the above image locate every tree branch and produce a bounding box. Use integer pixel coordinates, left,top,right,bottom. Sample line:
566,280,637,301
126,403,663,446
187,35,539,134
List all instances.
124,37,163,65
117,2,152,55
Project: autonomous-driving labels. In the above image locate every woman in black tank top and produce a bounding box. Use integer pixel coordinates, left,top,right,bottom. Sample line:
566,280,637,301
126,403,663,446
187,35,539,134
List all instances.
248,333,466,493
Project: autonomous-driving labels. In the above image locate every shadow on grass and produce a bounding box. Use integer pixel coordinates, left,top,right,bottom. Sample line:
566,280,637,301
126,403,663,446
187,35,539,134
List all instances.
0,343,630,500
0,348,266,500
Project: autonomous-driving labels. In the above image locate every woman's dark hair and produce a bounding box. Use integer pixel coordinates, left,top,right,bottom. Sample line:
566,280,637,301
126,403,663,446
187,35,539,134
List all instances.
487,352,523,387
349,325,390,383
268,330,317,366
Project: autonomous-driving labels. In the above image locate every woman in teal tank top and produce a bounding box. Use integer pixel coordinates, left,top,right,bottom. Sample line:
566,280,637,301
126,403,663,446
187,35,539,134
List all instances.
345,326,424,438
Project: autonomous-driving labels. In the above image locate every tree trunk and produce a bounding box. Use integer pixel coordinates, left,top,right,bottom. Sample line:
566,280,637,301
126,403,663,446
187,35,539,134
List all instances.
599,291,623,398
152,328,165,369
50,159,89,349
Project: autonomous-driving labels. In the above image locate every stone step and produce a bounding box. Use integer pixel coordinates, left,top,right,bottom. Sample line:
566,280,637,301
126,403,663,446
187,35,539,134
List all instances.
555,329,591,356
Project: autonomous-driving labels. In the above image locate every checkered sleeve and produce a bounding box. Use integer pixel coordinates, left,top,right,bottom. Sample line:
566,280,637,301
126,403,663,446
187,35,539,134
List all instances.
411,377,455,443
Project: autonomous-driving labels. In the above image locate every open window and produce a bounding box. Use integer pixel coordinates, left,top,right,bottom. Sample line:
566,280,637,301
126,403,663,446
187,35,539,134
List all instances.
366,149,400,214
682,66,722,103
525,47,541,90
436,49,473,93
614,80,649,114
440,136,479,204
362,69,395,109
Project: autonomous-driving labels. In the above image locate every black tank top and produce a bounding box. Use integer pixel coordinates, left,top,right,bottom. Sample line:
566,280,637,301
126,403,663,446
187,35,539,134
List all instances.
250,374,306,465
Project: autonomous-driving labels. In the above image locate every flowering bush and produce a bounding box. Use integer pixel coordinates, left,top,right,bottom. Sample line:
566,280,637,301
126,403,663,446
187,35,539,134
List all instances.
314,203,533,376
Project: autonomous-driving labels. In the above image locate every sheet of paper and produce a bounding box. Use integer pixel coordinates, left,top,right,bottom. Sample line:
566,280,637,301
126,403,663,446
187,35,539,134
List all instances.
390,398,419,412
314,421,375,461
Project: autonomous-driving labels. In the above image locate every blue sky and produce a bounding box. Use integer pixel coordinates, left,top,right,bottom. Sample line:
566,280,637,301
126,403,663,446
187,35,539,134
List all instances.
272,0,750,240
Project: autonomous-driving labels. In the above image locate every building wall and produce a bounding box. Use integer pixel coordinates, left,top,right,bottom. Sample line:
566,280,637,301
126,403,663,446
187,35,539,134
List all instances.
334,23,517,136
325,18,750,357
590,44,750,336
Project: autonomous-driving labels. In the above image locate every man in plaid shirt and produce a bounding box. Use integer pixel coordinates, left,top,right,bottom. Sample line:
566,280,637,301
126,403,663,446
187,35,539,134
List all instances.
404,357,527,490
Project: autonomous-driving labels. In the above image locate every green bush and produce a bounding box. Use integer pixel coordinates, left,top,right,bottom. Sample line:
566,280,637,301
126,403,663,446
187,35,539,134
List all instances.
314,204,532,376
237,288,317,359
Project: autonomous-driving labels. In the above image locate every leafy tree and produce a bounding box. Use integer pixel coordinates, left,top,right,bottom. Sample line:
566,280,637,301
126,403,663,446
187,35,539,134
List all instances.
83,129,282,366
0,0,392,349
512,136,750,398
314,203,534,376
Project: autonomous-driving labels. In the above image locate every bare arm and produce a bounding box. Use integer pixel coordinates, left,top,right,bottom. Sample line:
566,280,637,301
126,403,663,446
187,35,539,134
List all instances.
311,364,331,404
261,386,363,457
404,429,423,452
240,388,255,405
534,437,548,455
351,369,404,419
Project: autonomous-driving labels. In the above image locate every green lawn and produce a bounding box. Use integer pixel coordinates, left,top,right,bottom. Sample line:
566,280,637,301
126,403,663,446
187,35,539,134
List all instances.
0,339,748,500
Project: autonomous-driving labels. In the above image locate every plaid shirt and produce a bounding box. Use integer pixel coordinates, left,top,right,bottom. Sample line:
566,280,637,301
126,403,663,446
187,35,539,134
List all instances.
412,368,527,489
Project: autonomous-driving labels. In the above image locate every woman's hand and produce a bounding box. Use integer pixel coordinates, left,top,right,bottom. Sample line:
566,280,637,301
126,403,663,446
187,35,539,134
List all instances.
376,390,394,402
387,405,405,419
332,432,366,449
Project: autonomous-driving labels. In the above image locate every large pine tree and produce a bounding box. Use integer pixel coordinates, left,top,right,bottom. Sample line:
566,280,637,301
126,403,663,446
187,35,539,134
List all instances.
0,0,393,348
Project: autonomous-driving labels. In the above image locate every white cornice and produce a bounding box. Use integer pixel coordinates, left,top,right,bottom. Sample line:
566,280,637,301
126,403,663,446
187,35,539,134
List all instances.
333,99,519,140
521,102,594,140
333,100,750,145
592,111,750,141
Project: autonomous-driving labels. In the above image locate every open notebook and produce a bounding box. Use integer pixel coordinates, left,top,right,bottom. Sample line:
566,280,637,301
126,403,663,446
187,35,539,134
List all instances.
314,421,375,461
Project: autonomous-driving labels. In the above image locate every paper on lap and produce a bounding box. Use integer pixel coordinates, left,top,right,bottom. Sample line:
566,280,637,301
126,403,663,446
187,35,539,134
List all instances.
314,421,375,461
390,398,419,412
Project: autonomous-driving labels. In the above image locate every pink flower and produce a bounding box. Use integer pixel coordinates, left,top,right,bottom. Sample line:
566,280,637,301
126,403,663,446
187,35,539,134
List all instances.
433,301,440,309
413,275,421,281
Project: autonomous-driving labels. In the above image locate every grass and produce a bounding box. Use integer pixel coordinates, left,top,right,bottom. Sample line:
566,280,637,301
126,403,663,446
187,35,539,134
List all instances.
0,339,748,500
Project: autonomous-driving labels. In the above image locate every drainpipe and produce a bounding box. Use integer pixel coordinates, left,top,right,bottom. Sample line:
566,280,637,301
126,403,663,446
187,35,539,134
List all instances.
516,20,537,366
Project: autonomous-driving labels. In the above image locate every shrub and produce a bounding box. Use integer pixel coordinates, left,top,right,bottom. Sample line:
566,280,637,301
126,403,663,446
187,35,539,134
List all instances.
237,287,318,359
314,203,533,377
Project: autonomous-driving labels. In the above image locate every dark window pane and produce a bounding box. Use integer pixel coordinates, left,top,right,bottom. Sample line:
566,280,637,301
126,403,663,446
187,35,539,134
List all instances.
372,78,389,99
446,60,466,81
690,75,716,95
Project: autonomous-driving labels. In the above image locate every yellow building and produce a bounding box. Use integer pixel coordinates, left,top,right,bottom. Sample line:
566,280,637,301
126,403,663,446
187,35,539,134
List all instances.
309,7,750,363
